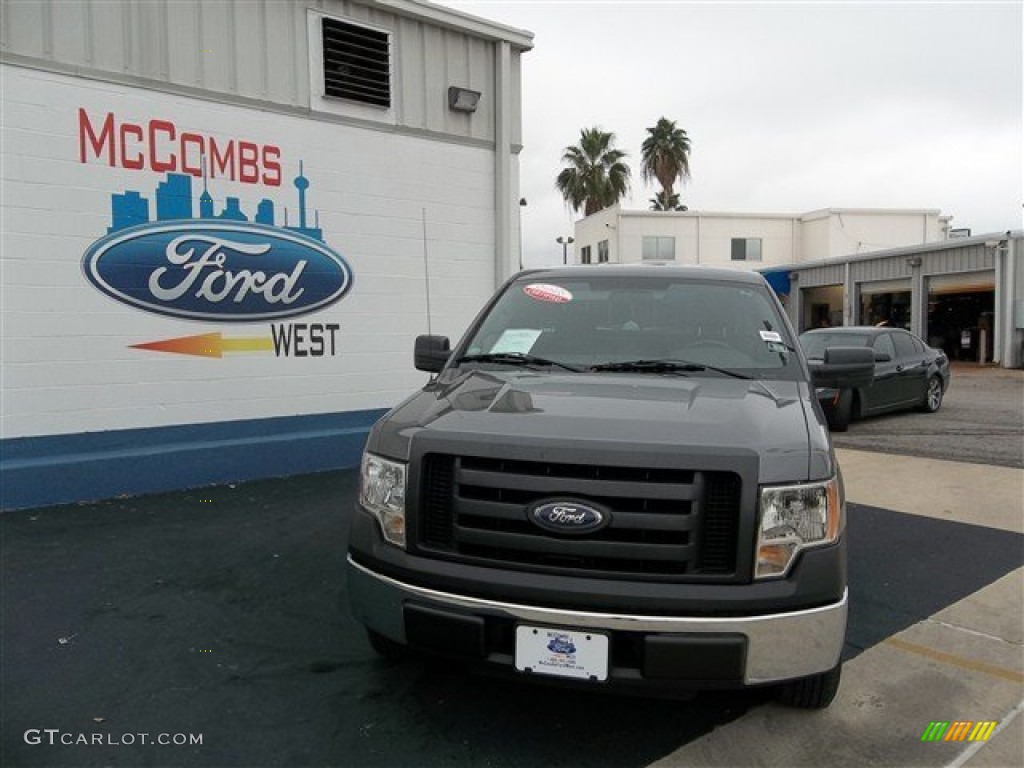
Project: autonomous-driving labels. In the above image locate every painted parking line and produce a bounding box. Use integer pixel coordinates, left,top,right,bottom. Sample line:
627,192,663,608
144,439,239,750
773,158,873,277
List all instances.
947,698,1024,768
884,636,1024,684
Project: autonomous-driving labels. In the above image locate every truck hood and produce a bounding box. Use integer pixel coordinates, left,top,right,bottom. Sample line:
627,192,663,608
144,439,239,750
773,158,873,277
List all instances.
372,370,833,483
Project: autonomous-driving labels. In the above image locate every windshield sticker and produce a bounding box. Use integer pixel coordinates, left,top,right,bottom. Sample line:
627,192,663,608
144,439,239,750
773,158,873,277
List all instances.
523,284,573,303
490,329,543,354
759,330,783,343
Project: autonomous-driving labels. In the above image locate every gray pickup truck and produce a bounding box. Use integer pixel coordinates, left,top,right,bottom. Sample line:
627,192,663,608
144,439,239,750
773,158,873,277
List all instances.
347,265,873,708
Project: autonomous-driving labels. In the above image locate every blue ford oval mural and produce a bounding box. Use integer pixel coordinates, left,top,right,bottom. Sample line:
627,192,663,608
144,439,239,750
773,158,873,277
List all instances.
83,220,352,322
530,500,609,535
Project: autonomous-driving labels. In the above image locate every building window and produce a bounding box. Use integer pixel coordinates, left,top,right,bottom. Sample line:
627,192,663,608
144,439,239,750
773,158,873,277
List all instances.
731,238,762,261
598,240,609,263
580,245,592,264
642,236,675,260
322,17,391,108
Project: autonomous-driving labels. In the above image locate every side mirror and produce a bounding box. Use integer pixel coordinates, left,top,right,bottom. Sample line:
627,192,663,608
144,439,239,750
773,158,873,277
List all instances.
414,335,451,373
874,351,892,362
808,346,875,390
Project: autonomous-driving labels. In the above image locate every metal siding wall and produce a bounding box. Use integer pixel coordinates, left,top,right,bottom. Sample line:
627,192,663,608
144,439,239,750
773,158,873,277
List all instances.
5,0,47,57
2,0,498,143
167,3,200,87
266,0,298,105
923,245,994,275
235,0,267,98
197,0,234,94
851,257,910,283
443,29,470,135
421,25,447,131
797,264,845,287
140,0,171,82
52,1,87,63
396,16,424,128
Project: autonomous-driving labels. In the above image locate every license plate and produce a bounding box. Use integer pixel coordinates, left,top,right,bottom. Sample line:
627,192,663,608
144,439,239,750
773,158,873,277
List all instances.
514,625,609,682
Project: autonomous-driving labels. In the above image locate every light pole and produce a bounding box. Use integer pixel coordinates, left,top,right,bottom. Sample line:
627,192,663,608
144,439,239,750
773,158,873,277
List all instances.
518,198,527,271
556,236,574,265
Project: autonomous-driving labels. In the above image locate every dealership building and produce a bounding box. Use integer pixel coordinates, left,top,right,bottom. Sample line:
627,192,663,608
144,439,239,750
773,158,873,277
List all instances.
574,207,1023,369
0,0,532,509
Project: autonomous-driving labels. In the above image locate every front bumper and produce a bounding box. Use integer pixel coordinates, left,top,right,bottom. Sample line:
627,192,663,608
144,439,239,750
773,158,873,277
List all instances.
348,555,847,688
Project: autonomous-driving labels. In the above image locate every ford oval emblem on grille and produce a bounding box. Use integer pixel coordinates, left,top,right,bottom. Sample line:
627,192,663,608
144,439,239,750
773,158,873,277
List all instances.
529,500,610,535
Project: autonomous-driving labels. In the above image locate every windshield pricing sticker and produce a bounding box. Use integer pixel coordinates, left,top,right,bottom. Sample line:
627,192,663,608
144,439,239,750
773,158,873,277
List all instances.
490,329,543,354
524,284,573,303
759,330,783,343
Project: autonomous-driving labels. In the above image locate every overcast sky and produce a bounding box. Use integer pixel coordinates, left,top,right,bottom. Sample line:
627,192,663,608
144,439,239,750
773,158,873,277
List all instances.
445,0,1022,268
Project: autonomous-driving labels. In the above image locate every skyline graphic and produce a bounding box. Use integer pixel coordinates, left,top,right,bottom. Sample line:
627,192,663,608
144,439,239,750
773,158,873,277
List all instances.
108,161,324,241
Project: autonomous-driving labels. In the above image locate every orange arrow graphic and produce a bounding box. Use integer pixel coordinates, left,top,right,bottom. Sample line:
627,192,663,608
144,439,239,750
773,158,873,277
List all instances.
131,333,274,358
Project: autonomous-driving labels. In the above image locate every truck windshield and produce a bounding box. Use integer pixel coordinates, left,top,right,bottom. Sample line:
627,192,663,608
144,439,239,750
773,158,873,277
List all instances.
460,275,799,379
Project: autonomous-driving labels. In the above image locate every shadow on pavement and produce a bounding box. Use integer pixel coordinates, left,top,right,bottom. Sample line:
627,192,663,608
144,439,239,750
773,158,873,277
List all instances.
844,503,1024,659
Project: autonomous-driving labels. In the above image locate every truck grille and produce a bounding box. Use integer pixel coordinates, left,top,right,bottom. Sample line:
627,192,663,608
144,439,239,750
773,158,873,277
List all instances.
417,454,741,579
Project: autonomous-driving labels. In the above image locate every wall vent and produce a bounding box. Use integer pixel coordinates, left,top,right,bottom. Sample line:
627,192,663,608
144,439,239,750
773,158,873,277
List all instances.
321,17,391,108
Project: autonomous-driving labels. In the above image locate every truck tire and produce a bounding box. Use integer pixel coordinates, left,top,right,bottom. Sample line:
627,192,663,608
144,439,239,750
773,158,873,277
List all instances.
778,663,841,709
825,389,852,432
366,629,410,662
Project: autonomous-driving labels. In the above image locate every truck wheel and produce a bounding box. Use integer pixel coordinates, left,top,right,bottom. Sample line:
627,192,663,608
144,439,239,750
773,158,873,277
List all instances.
366,629,410,661
825,390,852,432
778,663,841,709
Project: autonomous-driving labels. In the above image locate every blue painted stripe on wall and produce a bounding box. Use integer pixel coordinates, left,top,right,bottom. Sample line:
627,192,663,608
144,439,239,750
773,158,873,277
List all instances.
0,409,388,511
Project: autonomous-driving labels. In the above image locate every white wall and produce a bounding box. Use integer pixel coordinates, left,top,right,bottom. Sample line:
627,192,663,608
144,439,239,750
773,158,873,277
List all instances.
574,206,620,263
574,207,948,271
800,210,942,257
1,64,497,439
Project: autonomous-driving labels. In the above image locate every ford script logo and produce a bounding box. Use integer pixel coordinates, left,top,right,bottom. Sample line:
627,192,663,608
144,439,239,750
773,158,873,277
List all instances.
82,221,353,322
530,500,609,535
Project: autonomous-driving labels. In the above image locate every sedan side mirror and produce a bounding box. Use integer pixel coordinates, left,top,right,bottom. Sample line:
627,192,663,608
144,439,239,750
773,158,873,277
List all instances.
809,346,875,390
414,335,451,373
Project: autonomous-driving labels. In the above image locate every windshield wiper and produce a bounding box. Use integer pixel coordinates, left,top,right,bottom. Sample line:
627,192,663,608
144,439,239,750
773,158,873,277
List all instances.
456,352,583,373
590,359,753,380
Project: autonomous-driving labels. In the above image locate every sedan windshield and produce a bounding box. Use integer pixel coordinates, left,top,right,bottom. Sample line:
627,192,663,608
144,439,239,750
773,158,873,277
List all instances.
460,275,799,379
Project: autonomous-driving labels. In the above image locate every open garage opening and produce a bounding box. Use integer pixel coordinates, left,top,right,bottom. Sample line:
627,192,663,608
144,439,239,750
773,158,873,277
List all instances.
801,285,843,330
859,282,911,329
927,272,996,363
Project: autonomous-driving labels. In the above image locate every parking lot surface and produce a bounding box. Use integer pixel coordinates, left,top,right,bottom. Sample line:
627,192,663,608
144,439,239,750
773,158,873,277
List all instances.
3,368,1022,767
831,364,1024,469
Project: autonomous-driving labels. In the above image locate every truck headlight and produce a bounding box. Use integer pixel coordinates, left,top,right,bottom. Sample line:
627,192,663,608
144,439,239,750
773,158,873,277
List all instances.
755,477,842,579
359,453,407,547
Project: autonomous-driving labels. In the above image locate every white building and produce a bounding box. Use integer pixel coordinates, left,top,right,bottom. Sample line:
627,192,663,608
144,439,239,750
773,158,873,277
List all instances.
573,205,952,268
0,0,532,509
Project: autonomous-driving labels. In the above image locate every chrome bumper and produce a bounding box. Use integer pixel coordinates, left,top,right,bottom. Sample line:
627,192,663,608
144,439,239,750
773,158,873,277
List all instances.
347,556,847,685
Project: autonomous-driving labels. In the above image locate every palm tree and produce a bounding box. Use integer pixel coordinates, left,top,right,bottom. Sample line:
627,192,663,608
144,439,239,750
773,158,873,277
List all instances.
555,128,631,217
641,117,691,210
649,190,688,212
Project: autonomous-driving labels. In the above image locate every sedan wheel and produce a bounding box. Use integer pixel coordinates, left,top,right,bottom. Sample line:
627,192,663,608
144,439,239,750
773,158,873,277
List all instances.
921,376,943,413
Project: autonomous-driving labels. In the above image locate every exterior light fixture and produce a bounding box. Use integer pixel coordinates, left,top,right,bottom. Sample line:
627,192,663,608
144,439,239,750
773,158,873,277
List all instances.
448,86,481,113
906,257,922,267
